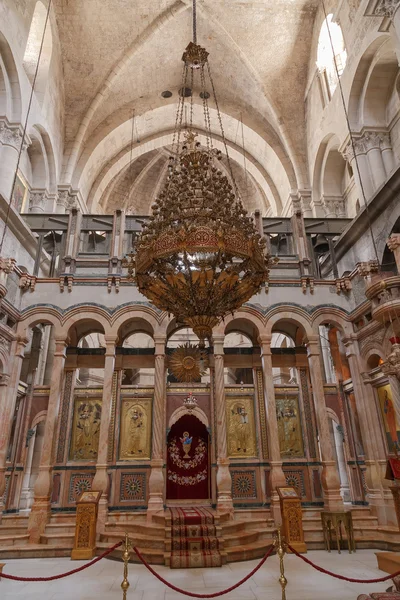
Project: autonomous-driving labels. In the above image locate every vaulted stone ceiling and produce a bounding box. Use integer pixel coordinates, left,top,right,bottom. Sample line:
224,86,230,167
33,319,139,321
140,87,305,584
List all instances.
53,0,319,215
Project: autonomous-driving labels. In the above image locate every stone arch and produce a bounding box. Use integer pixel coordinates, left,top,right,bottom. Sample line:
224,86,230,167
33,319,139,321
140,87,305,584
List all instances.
0,31,22,121
222,316,263,347
264,307,313,339
117,317,156,344
23,1,53,106
169,405,209,430
112,306,162,339
313,134,348,218
348,35,391,129
78,115,288,217
360,39,398,128
65,317,108,346
311,310,353,338
17,311,61,339
31,410,47,429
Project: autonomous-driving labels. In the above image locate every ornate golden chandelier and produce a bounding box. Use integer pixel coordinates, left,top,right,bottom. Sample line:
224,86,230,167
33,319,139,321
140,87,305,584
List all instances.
124,5,274,347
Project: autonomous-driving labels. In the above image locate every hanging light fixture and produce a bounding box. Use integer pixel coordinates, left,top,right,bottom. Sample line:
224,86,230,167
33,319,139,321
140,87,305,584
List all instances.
123,1,275,347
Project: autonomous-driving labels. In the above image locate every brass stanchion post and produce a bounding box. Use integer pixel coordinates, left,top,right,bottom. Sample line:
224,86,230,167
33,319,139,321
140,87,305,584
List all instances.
274,527,287,600
121,533,131,600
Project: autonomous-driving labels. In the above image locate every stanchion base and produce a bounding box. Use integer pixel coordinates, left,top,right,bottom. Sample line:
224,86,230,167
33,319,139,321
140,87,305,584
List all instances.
0,562,4,580
71,547,96,560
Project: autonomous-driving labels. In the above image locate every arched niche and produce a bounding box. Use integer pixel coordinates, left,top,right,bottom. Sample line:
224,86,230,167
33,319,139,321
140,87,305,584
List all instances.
0,31,22,121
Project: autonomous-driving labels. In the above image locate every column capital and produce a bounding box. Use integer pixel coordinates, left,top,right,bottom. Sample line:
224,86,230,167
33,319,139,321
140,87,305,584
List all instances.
356,260,379,278
0,373,10,386
212,333,225,354
54,335,69,355
258,334,272,354
104,334,118,356
153,334,166,355
305,335,320,356
341,335,360,358
0,118,31,151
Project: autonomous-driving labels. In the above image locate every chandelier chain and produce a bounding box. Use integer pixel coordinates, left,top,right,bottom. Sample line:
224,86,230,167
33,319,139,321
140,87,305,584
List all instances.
200,67,211,151
206,61,240,198
190,67,194,130
193,0,197,44
172,63,187,159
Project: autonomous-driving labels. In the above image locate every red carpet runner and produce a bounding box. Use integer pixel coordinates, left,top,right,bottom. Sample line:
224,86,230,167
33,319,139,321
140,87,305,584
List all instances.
170,507,222,568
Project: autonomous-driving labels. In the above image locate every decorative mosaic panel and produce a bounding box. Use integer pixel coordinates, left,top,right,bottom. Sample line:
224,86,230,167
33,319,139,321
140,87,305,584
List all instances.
68,473,94,503
2,475,10,505
107,372,119,462
256,369,268,459
120,472,146,502
299,368,317,458
57,370,74,463
231,470,257,499
284,470,306,498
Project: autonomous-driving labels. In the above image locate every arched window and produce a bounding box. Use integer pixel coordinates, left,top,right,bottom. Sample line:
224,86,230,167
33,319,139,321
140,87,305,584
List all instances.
23,1,53,104
317,14,347,97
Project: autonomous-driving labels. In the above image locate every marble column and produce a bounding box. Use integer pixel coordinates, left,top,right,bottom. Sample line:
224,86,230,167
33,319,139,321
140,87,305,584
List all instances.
364,132,388,190
147,335,166,521
342,140,374,202
27,335,68,543
343,338,386,520
381,134,395,177
0,336,28,521
92,335,117,533
259,335,286,524
213,334,233,516
306,336,343,510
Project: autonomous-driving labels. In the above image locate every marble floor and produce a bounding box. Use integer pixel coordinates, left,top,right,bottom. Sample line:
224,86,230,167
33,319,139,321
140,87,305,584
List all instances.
0,549,392,600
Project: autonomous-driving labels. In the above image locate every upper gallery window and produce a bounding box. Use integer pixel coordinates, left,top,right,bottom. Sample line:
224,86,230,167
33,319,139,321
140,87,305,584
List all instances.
317,14,347,97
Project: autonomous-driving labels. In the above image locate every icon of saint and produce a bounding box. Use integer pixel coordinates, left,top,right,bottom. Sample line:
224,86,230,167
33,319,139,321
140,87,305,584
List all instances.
180,431,193,458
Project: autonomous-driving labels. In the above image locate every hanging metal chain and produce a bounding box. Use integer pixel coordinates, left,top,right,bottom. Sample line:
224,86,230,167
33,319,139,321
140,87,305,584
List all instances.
193,0,197,44
206,61,241,198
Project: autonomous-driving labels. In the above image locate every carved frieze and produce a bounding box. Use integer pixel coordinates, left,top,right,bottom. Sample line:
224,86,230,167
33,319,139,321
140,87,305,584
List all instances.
0,119,30,151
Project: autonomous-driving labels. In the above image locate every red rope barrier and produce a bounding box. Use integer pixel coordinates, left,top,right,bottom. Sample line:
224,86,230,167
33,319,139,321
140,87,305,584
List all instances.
0,541,122,582
132,544,274,598
287,544,400,584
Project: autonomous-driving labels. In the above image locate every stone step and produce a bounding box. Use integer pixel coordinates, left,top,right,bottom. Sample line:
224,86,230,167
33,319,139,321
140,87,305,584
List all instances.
98,542,165,565
0,525,28,536
40,533,75,547
49,514,77,525
45,523,76,534
225,539,274,562
0,534,29,547
232,509,271,521
0,516,29,527
106,512,148,525
100,531,165,550
225,528,275,547
221,518,270,534
0,544,72,559
105,521,165,537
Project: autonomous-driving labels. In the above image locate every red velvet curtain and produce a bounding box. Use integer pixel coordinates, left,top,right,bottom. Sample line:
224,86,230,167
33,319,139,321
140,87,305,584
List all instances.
166,414,210,500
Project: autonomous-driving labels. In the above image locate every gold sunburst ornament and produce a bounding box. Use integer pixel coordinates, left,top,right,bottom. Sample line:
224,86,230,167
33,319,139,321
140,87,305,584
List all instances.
169,343,208,383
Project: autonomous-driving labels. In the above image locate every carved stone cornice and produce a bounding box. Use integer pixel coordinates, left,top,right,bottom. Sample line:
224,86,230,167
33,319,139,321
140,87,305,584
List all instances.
356,260,379,278
0,119,30,151
56,187,82,213
341,131,391,161
372,0,400,19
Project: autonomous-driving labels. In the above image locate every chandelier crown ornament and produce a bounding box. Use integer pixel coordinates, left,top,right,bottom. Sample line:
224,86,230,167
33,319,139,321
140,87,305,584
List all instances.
124,4,276,347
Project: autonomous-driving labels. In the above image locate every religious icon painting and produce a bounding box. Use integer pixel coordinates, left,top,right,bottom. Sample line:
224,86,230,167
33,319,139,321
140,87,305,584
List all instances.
377,384,400,453
276,395,304,458
226,396,257,458
119,398,152,460
12,171,29,213
69,398,102,461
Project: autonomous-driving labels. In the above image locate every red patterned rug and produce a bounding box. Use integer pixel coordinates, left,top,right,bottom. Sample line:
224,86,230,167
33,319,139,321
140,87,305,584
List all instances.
169,507,222,568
